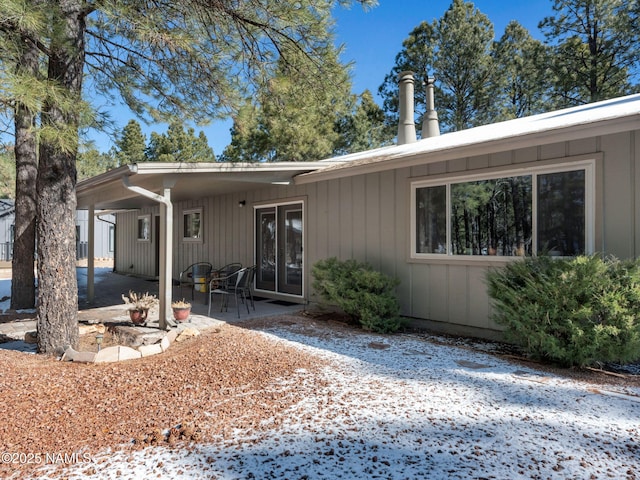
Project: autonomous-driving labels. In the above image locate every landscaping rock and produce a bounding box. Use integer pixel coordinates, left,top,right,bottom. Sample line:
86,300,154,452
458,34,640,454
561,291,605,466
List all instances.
94,345,142,363
138,343,164,357
61,347,97,363
176,328,200,343
24,331,38,344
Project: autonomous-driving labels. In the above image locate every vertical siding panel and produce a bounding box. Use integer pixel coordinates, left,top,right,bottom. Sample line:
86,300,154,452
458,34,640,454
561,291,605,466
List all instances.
448,265,468,325
539,142,565,160
395,168,411,313
365,173,380,268
315,181,329,261
338,177,353,259
411,264,430,318
601,132,633,258
513,146,538,164
379,170,396,273
428,161,447,175
489,151,511,167
467,154,489,171
468,266,491,329
569,136,598,156
351,176,366,263
305,182,317,270
429,264,448,321
448,157,467,173
327,179,341,258
411,164,429,177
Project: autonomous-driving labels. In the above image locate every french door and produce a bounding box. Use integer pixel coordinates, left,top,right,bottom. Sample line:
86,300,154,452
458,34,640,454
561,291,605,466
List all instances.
255,202,303,296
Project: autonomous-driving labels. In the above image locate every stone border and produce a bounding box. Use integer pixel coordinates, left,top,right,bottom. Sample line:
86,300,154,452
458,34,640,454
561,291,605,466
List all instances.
61,327,202,363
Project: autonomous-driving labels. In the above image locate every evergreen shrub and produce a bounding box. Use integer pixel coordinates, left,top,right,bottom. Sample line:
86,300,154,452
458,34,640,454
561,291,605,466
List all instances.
487,254,640,367
312,257,404,333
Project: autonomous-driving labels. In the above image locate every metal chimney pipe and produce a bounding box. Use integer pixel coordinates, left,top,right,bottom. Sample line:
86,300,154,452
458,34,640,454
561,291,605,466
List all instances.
421,76,440,138
397,71,417,145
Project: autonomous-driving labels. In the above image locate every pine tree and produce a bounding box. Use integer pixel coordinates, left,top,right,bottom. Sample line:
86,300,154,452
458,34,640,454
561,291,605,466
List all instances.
221,45,354,162
146,121,214,163
115,120,147,165
492,21,553,119
378,0,498,133
1,0,376,353
334,90,395,154
540,0,640,105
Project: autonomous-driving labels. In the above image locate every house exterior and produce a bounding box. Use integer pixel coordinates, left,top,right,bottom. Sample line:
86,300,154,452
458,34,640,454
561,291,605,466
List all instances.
76,92,640,337
0,200,114,262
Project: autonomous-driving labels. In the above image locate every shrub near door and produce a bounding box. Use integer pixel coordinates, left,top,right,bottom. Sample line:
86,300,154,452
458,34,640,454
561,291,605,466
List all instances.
312,257,404,334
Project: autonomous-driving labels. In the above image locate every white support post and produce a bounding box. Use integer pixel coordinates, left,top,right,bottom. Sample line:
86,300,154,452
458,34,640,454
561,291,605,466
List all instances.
122,176,176,330
158,187,173,330
87,204,95,303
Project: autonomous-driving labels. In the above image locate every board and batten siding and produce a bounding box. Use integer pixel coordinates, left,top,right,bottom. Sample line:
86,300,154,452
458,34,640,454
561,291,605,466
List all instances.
114,128,639,336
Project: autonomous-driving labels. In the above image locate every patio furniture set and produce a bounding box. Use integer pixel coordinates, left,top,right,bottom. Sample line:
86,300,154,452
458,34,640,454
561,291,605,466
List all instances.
178,262,256,318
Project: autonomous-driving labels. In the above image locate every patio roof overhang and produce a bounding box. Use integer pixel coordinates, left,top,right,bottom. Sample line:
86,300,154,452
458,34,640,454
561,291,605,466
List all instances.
76,161,339,210
75,160,339,329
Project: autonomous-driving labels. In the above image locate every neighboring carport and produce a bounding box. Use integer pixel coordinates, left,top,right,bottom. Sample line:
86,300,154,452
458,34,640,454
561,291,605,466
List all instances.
76,161,341,329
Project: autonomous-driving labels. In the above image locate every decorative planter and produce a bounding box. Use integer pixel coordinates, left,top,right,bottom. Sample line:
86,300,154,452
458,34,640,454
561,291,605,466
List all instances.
129,308,149,325
172,307,191,322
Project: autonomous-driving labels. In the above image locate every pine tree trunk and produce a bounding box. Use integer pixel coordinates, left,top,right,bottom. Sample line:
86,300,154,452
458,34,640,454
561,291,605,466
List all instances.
36,0,86,354
11,36,39,310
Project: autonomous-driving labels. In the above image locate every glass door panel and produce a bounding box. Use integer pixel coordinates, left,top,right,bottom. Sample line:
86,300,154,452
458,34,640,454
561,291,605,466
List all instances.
256,208,276,291
279,205,303,295
255,203,303,296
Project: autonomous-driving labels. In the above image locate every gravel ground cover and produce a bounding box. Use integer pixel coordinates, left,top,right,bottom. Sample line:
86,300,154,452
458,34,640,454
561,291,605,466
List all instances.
1,312,638,480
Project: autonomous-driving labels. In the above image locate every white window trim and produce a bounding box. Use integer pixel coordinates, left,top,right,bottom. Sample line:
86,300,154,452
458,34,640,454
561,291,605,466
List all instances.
410,159,596,261
137,214,151,242
182,207,203,243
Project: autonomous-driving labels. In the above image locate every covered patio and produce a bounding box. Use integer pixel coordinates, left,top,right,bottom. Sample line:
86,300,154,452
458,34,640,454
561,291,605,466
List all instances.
76,161,341,329
76,266,305,326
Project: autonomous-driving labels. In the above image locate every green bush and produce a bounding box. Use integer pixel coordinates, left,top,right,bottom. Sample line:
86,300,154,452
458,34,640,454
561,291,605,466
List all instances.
487,254,640,367
311,257,404,333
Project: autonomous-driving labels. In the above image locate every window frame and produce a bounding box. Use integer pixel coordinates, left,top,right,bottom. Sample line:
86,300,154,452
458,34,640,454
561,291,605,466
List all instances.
108,225,115,253
410,159,596,261
137,214,151,242
182,207,203,243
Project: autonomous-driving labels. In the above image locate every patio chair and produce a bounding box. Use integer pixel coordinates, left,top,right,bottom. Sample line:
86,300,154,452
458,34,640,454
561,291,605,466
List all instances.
208,266,252,318
237,265,256,311
207,263,242,315
179,262,213,302
209,263,242,293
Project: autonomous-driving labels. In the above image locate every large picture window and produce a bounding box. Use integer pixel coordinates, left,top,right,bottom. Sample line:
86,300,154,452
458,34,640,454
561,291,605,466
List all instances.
412,161,594,258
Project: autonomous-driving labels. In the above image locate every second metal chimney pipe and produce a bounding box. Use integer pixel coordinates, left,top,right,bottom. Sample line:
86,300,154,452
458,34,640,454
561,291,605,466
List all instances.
397,71,417,145
421,76,440,138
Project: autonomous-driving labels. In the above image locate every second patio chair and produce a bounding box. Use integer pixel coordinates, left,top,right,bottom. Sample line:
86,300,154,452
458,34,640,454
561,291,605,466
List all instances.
178,262,213,302
209,266,254,318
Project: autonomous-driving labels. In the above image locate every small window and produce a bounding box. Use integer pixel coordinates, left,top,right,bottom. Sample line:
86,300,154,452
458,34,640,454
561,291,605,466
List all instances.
183,208,202,241
137,215,151,241
108,225,115,252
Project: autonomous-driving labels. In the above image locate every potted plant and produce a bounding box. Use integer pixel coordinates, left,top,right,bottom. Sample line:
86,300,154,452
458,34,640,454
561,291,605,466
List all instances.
171,299,192,322
122,291,158,325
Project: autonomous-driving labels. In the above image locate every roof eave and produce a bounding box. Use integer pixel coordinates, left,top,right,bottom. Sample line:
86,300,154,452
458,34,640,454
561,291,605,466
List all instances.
294,114,640,185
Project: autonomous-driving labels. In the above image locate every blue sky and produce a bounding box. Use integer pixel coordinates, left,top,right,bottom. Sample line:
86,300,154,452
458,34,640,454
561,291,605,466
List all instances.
88,0,555,157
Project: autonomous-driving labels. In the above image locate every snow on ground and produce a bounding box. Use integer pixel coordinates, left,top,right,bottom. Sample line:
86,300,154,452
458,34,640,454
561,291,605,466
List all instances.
38,321,639,480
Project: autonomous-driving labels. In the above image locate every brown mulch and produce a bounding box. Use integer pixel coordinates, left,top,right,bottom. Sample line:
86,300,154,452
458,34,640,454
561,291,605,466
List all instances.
0,321,325,478
0,311,638,478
